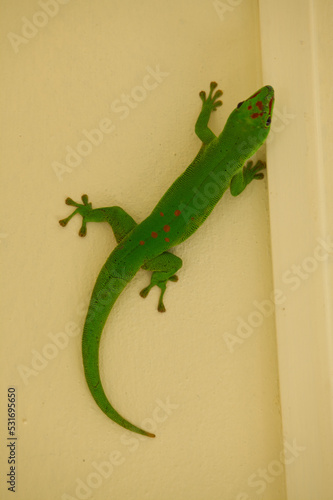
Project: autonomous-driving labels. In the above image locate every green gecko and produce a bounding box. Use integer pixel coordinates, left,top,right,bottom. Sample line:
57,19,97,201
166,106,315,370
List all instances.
59,82,274,438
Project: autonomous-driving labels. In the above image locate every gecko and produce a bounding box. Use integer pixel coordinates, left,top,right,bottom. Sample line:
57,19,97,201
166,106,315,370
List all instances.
59,82,275,438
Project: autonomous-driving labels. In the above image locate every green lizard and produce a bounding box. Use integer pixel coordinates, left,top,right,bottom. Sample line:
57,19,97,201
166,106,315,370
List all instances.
59,82,274,438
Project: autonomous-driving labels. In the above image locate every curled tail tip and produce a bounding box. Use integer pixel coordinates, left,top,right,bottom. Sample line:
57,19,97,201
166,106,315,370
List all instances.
135,425,155,438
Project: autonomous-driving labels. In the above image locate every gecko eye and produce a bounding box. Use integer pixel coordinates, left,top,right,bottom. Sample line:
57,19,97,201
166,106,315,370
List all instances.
266,116,271,126
237,101,244,109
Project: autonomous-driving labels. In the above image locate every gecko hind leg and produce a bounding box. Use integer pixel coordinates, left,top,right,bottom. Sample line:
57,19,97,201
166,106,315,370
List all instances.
59,194,137,241
140,252,183,312
59,195,92,236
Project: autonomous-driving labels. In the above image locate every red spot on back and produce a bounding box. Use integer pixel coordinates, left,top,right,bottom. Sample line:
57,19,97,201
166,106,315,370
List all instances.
248,105,252,110
256,101,263,111
251,113,259,119
163,225,170,232
139,240,145,245
151,231,158,238
174,210,181,216
160,212,164,216
165,237,170,243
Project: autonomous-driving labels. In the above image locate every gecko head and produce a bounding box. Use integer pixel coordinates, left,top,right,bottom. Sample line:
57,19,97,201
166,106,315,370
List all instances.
227,85,275,154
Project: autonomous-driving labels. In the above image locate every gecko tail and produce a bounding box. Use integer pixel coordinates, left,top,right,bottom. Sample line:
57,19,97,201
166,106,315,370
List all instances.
81,251,155,438
82,311,156,438
85,376,155,438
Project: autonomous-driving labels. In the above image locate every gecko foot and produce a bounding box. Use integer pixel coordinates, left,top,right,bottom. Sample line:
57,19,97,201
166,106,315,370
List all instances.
243,160,266,183
140,275,178,312
199,81,223,112
59,194,93,237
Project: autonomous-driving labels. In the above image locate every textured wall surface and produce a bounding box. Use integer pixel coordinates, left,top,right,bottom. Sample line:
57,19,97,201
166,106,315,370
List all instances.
260,0,333,498
0,1,286,499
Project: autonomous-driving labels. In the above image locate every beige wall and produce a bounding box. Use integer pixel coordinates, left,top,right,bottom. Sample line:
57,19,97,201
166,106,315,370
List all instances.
1,1,286,499
260,0,333,498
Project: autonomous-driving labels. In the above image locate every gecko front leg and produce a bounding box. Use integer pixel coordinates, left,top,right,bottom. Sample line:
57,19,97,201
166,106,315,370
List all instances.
195,81,223,145
230,160,266,196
